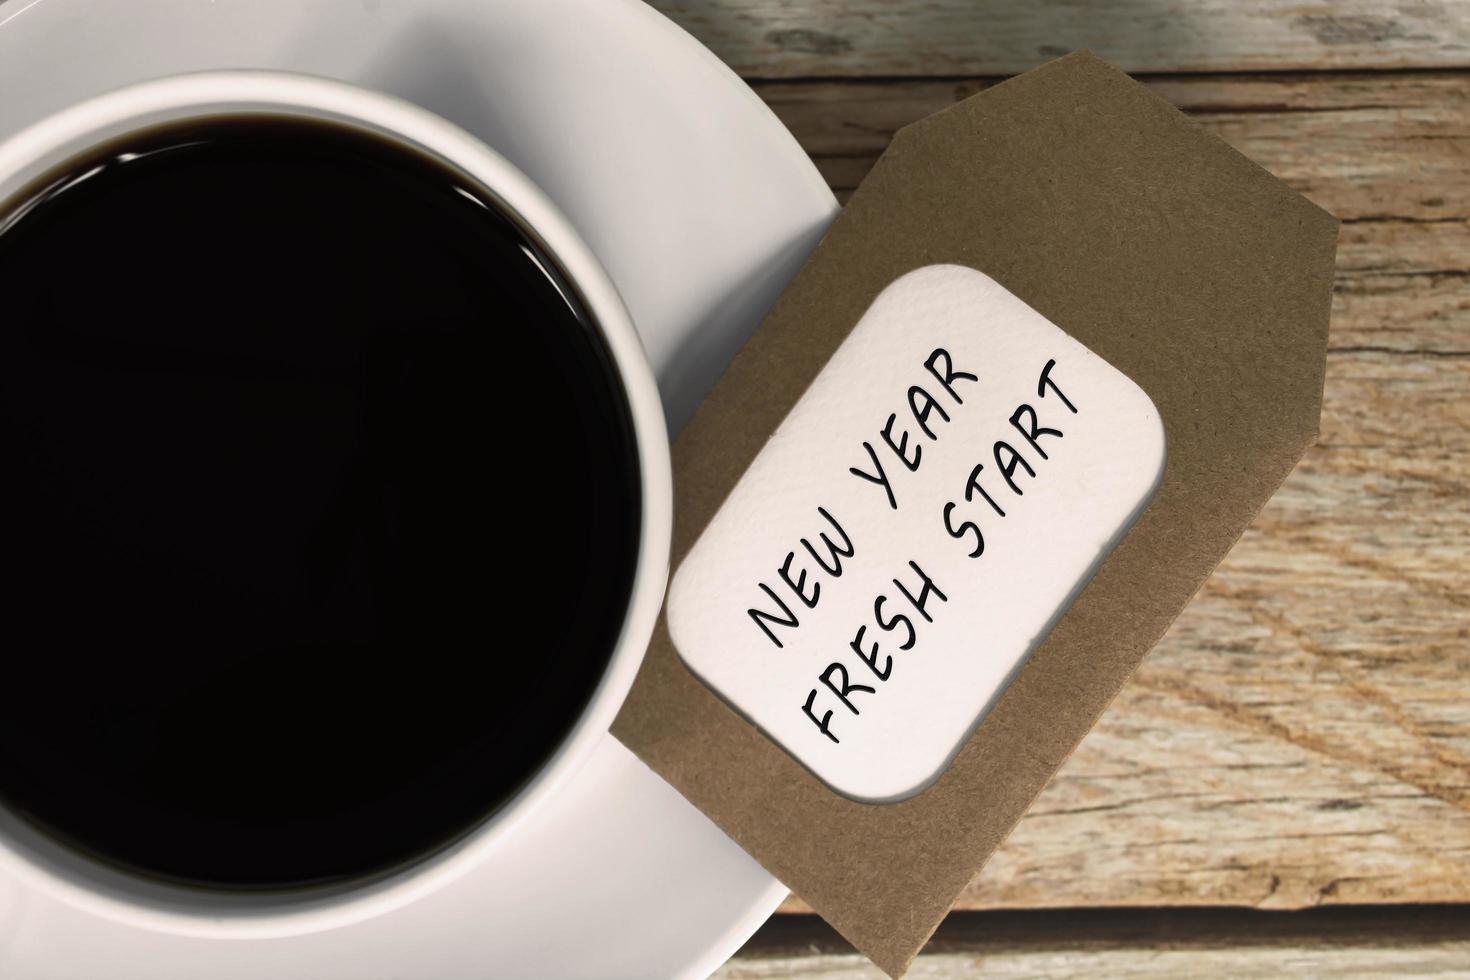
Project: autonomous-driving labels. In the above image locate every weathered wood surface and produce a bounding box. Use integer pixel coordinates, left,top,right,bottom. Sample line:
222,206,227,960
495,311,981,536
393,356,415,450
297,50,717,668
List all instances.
649,1,1470,77
721,907,1470,978
755,72,1470,913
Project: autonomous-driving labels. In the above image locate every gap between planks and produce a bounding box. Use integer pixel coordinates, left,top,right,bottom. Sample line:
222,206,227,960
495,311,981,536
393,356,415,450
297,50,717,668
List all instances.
718,906,1470,978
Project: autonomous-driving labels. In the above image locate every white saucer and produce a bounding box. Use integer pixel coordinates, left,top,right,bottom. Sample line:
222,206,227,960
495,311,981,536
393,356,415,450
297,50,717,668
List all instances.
0,0,837,976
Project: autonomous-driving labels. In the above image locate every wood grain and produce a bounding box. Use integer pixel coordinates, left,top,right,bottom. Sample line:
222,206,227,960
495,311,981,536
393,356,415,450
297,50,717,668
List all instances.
758,72,1470,913
721,907,1470,978
648,1,1470,78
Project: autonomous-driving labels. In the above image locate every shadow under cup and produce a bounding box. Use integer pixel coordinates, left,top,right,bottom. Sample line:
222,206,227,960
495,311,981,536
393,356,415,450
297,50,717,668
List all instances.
0,113,644,896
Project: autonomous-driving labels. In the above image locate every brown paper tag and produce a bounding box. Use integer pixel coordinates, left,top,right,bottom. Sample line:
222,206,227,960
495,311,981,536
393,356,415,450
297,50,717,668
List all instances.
612,51,1337,977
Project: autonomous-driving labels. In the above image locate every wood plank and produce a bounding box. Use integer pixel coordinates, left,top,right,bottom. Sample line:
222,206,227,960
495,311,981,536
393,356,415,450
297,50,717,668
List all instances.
649,1,1470,77
759,73,1469,219
720,907,1470,978
763,73,1470,913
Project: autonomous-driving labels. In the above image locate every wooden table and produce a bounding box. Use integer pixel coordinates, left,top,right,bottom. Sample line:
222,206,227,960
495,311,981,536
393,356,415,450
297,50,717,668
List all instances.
639,2,1470,975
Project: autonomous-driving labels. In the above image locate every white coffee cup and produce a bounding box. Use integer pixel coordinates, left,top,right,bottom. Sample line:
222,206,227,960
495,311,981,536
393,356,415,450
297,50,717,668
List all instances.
0,71,672,939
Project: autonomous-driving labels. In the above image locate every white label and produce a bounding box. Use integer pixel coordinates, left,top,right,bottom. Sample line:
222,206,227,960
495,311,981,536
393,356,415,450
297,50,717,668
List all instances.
667,265,1166,802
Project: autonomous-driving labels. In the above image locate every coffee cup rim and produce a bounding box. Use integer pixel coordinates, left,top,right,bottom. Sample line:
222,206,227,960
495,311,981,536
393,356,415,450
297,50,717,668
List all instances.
0,69,673,939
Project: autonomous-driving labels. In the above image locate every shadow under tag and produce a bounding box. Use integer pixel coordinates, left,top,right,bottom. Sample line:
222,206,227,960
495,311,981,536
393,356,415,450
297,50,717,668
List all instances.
613,51,1338,978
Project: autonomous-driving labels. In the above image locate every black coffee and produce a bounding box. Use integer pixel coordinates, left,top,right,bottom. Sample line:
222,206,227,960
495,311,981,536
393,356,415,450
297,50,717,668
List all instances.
0,119,642,889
